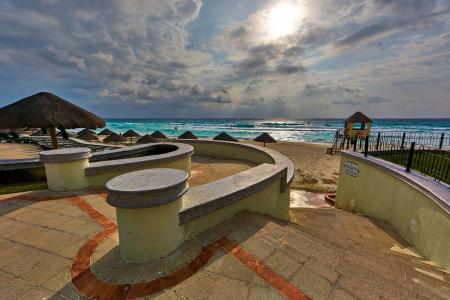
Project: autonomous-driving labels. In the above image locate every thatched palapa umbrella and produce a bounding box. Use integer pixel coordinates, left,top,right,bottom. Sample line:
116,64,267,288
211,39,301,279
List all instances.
253,132,276,147
103,133,126,145
98,128,115,136
178,131,198,139
0,92,105,149
77,128,96,136
150,130,168,140
213,132,238,142
77,131,99,141
137,134,158,144
122,129,141,143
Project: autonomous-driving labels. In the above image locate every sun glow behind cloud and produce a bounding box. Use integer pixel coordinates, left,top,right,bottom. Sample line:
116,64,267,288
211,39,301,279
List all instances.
267,2,301,39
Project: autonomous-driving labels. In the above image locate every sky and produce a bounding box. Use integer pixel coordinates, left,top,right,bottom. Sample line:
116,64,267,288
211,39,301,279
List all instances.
0,0,450,119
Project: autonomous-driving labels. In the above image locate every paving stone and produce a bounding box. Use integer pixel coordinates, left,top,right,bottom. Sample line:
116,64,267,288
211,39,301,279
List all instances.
209,275,250,299
328,288,357,300
302,257,339,282
226,228,254,244
264,250,302,280
205,252,257,283
1,247,71,284
41,270,72,292
165,270,221,299
336,258,418,299
19,286,54,300
290,268,334,300
248,286,285,300
0,270,33,300
278,242,308,264
240,236,277,261
281,231,337,266
0,242,34,268
27,229,86,259
0,219,34,239
336,276,381,300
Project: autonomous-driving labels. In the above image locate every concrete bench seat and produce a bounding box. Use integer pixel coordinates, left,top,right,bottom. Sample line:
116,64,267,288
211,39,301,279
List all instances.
180,163,287,224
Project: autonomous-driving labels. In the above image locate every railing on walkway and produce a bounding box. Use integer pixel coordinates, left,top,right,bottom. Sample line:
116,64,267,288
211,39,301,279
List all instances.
354,132,450,186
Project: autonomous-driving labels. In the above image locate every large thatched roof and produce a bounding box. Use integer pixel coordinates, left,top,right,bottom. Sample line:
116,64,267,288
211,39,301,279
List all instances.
0,92,105,129
137,134,158,144
103,133,126,143
213,132,239,142
98,128,115,136
253,132,276,144
150,130,168,139
123,129,141,138
344,111,372,123
76,131,99,141
178,131,198,139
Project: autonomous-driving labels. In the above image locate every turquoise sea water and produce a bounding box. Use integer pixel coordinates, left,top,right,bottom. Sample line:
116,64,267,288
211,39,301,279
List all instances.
102,119,450,144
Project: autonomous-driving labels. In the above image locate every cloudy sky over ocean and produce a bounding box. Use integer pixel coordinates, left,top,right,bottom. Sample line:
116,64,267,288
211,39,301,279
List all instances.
1,0,449,118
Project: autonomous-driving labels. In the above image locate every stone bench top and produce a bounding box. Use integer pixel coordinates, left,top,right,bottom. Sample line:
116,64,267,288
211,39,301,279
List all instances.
39,147,91,163
106,168,189,209
179,163,287,224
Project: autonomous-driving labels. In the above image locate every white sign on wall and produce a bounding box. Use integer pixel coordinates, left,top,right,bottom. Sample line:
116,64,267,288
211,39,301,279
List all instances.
344,161,359,177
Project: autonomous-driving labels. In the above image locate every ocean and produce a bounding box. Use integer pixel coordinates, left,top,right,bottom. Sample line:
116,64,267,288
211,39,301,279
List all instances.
102,118,450,144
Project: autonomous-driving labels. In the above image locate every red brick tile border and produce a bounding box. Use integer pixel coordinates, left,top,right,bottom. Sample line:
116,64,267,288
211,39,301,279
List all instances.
3,191,309,299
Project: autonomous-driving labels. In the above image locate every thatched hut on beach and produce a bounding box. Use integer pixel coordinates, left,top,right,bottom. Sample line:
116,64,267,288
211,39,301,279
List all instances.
77,128,96,136
213,132,238,142
98,129,115,136
254,132,276,147
123,130,141,143
0,92,104,148
178,131,198,139
76,131,99,141
150,131,168,140
137,134,158,144
103,133,126,145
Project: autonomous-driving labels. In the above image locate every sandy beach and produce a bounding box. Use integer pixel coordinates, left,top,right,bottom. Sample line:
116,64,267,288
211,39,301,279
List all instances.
0,143,42,159
0,140,340,192
245,141,340,192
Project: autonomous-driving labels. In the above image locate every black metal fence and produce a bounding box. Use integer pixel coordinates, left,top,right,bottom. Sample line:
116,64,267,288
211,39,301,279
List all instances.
354,132,450,186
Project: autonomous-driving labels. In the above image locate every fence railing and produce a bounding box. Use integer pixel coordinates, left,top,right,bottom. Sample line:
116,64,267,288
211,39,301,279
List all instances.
354,132,450,186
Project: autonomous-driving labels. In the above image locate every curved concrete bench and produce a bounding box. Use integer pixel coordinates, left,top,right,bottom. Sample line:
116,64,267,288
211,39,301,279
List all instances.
180,139,294,189
105,165,290,262
336,151,450,270
39,143,193,191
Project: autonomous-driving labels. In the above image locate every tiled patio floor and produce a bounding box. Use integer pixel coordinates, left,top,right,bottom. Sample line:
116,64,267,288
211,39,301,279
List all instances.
0,188,449,299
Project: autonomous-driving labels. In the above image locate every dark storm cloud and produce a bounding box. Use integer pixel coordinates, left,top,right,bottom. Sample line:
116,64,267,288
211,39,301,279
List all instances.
282,46,304,57
248,44,281,60
276,64,306,75
334,6,450,49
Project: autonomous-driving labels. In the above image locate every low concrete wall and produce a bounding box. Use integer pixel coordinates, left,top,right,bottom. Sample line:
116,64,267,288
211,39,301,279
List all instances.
336,151,450,270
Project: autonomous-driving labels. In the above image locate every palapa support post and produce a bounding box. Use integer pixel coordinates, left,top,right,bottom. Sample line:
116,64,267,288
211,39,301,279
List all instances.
49,127,58,149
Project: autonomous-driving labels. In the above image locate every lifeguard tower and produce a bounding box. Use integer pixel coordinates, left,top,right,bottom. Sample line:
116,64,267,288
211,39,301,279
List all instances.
328,111,372,154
